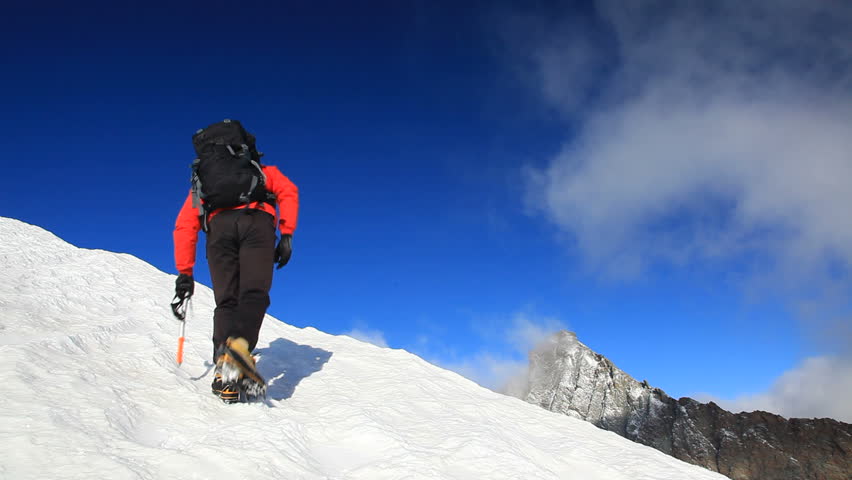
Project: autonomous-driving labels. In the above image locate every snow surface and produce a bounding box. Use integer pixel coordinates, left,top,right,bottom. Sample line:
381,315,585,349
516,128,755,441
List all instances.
0,217,729,479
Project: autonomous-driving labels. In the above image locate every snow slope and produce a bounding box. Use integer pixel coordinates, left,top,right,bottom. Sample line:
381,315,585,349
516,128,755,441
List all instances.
0,217,728,480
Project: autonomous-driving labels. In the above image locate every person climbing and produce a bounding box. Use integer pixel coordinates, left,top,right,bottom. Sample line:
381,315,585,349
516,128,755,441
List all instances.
172,119,299,403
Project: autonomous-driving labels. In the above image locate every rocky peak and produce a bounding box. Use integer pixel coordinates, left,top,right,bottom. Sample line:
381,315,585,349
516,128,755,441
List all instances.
522,331,852,480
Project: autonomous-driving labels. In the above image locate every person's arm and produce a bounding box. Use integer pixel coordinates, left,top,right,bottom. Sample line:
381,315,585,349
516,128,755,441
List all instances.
265,166,299,235
173,191,202,275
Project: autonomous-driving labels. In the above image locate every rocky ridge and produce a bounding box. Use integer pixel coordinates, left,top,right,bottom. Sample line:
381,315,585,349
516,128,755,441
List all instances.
522,331,852,480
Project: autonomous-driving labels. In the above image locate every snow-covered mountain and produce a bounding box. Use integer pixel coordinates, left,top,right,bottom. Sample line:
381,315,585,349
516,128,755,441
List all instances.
0,217,729,480
522,331,852,480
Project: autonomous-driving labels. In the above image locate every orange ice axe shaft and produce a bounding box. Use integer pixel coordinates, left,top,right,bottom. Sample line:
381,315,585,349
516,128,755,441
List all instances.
176,319,186,365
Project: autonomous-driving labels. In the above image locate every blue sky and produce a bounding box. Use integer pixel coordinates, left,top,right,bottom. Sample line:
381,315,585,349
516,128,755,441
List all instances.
3,1,851,420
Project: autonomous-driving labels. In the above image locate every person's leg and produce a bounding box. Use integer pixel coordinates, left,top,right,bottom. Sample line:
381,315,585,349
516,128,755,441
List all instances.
234,210,276,352
206,211,242,359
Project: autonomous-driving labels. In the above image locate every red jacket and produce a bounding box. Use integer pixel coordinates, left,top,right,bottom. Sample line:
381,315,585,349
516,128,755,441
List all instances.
173,165,299,275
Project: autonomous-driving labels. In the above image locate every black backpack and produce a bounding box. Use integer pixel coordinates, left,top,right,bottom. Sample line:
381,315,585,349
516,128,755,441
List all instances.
190,119,275,231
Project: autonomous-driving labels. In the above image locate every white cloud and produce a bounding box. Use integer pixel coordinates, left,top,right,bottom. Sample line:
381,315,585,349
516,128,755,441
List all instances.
442,353,529,397
695,356,852,423
521,0,852,270
505,313,567,354
514,0,852,337
344,327,389,348
527,96,852,279
436,313,567,395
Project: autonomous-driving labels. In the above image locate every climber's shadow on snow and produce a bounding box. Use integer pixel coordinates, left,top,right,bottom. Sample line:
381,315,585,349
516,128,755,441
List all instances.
254,338,333,401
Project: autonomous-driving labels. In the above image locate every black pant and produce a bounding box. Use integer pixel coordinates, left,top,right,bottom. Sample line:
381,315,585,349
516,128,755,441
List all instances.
206,209,276,358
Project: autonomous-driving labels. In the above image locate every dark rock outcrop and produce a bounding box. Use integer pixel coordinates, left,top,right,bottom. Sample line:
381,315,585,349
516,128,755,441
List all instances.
522,331,852,480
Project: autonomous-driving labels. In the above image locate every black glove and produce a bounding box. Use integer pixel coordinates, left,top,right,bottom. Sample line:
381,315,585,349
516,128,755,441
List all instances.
274,235,292,269
175,273,194,300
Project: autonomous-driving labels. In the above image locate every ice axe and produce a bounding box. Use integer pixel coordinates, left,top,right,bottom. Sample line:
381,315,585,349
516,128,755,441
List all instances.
170,293,191,366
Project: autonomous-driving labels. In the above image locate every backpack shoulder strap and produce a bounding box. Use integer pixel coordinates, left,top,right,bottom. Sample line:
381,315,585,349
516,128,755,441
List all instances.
190,158,211,232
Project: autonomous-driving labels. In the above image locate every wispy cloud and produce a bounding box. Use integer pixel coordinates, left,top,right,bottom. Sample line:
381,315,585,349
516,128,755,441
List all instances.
344,326,389,348
505,313,566,356
695,356,852,423
509,1,852,337
519,0,852,275
441,352,530,397
436,312,567,395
